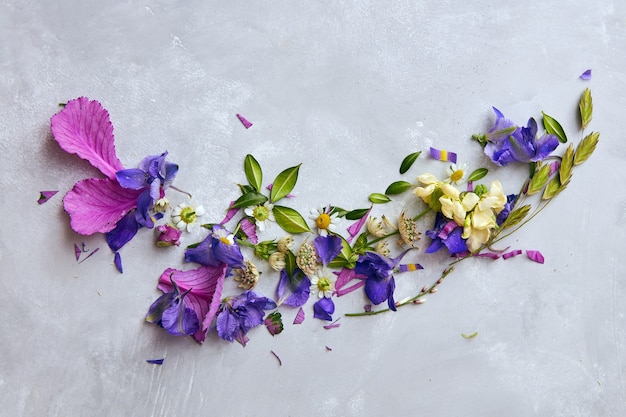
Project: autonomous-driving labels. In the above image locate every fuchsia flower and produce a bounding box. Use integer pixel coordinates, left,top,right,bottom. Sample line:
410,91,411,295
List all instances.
51,97,178,252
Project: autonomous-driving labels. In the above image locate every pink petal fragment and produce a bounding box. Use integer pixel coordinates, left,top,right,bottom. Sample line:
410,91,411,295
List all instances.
74,243,82,261
236,113,253,129
334,267,367,295
502,249,522,260
77,247,100,264
526,250,545,264
63,178,141,235
219,201,239,225
475,252,501,260
293,307,305,324
158,265,228,343
323,319,341,330
347,206,373,243
549,160,560,177
51,97,124,180
38,191,58,204
239,217,258,244
579,69,592,80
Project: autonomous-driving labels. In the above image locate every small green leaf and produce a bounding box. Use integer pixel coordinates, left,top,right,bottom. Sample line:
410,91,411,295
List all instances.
328,236,354,269
542,112,567,143
467,168,488,182
428,187,443,212
329,206,349,218
526,163,550,196
461,332,478,339
264,311,284,336
542,177,562,200
368,193,391,204
244,154,263,192
284,250,296,277
579,88,593,130
237,184,256,195
574,131,599,165
345,208,371,220
559,144,574,185
501,204,530,228
231,191,268,209
399,151,421,174
385,181,412,195
272,205,311,234
270,163,302,203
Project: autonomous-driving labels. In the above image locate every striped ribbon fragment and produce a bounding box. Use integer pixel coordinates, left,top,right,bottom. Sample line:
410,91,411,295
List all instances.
430,147,457,163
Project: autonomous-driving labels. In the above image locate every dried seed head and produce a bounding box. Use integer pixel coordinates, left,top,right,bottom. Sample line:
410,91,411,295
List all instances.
398,212,421,248
296,240,318,277
234,260,261,290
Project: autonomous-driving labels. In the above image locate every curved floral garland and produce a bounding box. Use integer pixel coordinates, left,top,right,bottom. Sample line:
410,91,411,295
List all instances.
47,87,598,347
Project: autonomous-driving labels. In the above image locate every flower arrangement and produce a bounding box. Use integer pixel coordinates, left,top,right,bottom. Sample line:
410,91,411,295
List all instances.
47,86,598,348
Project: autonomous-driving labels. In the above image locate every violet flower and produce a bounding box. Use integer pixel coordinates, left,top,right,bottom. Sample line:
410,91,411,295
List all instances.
276,268,311,307
310,235,342,320
215,291,277,346
354,250,410,311
483,108,559,166
425,213,468,255
146,276,200,337
184,225,244,269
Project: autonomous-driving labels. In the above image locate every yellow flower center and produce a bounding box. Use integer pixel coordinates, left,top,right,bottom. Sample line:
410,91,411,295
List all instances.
180,206,196,224
316,213,331,229
317,277,331,293
252,205,270,221
450,169,464,182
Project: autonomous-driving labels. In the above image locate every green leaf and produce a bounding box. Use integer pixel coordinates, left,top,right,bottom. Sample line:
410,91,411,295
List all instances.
329,206,349,218
574,131,599,165
328,235,355,269
369,193,391,204
526,163,550,196
542,112,567,143
428,187,443,212
237,184,256,195
270,163,302,203
385,180,412,195
579,88,593,130
467,168,488,182
272,205,311,234
284,250,296,277
399,151,421,174
345,208,371,220
244,154,263,192
231,191,268,209
559,144,574,185
542,177,562,200
264,311,284,336
501,204,530,228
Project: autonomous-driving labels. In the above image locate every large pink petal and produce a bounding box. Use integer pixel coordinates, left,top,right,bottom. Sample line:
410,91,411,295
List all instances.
51,97,124,179
158,265,227,343
63,178,140,235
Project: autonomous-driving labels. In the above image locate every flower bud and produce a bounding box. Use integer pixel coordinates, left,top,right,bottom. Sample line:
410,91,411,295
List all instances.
277,235,294,253
156,224,182,247
268,251,286,271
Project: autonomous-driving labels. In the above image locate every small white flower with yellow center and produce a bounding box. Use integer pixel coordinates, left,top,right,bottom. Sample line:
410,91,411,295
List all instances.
244,202,275,232
309,268,336,299
309,207,338,236
171,202,205,232
446,163,468,185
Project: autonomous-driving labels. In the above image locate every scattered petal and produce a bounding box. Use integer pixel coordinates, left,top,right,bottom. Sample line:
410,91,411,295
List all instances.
502,249,522,260
38,191,58,204
265,311,284,336
323,318,341,330
579,69,592,80
475,252,501,260
146,358,165,365
325,346,332,351
270,350,282,366
74,243,82,261
526,250,545,264
430,147,457,163
346,206,373,243
239,217,258,244
77,247,100,264
114,252,123,273
293,307,305,324
364,304,372,313
220,202,239,225
313,297,335,321
236,113,253,129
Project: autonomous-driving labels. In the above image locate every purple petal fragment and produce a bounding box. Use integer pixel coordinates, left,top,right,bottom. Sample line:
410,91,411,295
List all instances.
579,69,592,80
502,249,522,260
74,243,81,261
430,147,457,163
346,206,372,243
146,358,164,365
51,97,124,180
313,235,343,266
236,113,253,129
526,250,545,264
323,319,341,330
239,218,258,244
313,297,335,321
77,247,100,264
114,252,123,273
293,307,305,324
38,191,58,204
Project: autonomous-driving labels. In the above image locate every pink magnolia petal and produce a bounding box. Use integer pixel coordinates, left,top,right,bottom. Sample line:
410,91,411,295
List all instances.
158,264,228,343
526,250,545,264
51,97,124,179
63,178,141,235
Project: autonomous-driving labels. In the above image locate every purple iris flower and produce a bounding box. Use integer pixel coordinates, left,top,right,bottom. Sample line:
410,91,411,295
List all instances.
184,225,244,269
215,291,277,346
311,235,343,321
484,108,559,166
354,250,410,311
425,213,468,255
116,152,178,227
145,276,199,337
